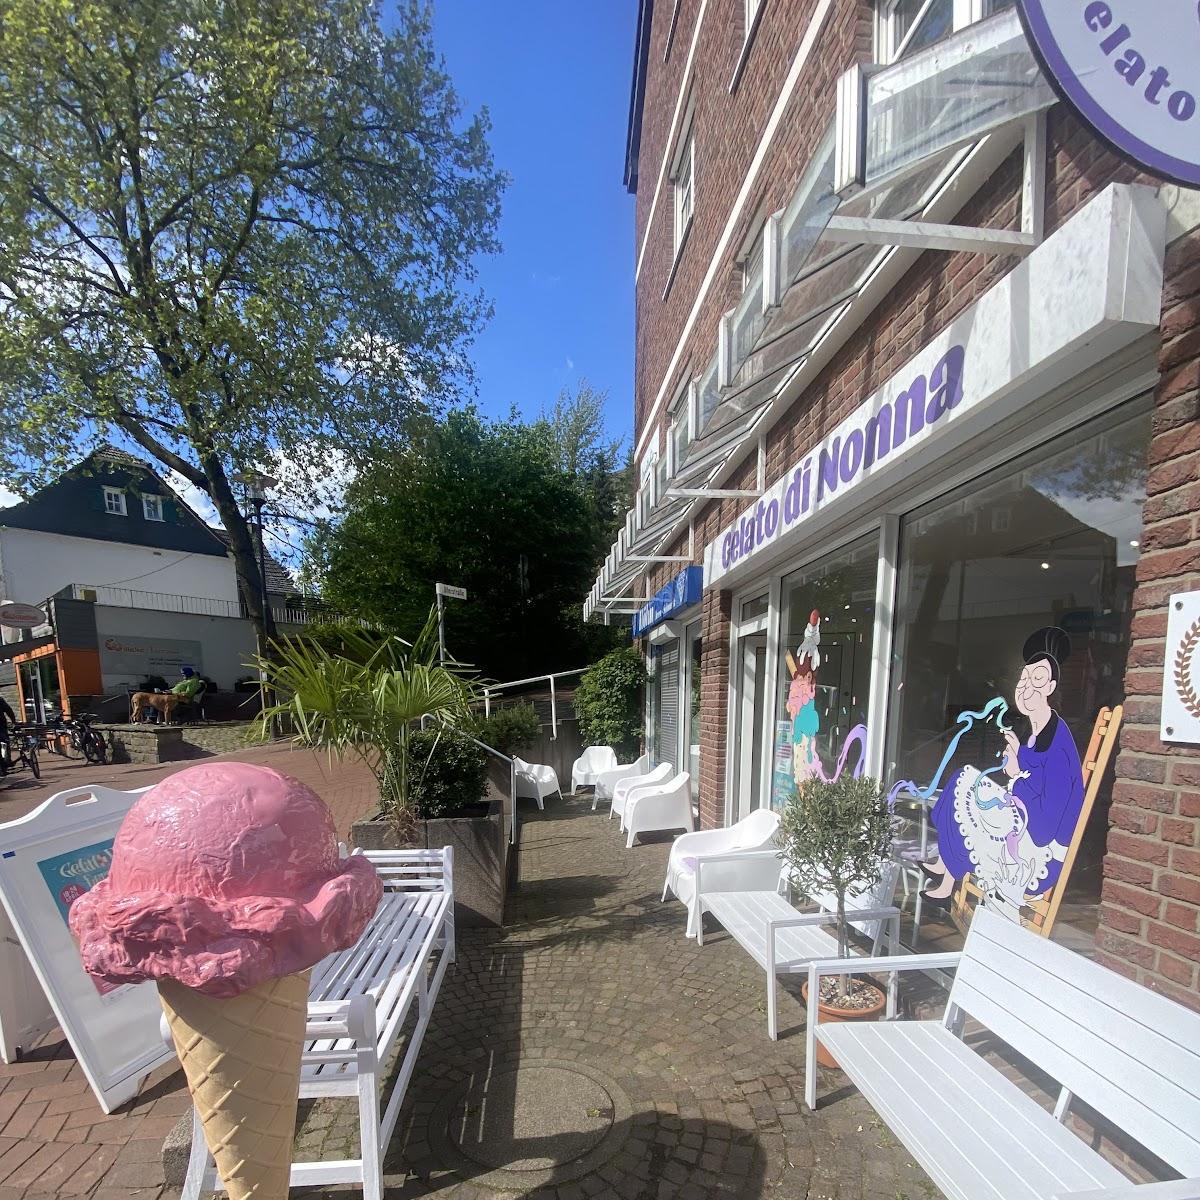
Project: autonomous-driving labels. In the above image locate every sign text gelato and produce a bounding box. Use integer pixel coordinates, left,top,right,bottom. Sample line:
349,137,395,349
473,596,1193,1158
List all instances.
1019,1,1200,186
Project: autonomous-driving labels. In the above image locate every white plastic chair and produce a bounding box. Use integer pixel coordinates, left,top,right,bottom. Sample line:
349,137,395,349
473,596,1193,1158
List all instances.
571,746,618,792
610,762,672,823
513,757,561,810
591,752,651,810
623,772,693,848
663,808,782,937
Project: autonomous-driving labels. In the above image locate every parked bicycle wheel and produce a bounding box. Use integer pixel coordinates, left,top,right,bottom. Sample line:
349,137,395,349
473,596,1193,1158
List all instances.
23,742,40,779
82,728,107,765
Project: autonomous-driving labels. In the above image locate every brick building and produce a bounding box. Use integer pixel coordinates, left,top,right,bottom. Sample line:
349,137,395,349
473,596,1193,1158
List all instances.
587,0,1200,1007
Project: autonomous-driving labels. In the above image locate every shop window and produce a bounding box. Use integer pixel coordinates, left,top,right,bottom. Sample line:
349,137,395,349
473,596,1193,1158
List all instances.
771,533,879,809
884,404,1151,886
142,494,164,522
102,486,127,516
686,623,703,789
742,594,769,621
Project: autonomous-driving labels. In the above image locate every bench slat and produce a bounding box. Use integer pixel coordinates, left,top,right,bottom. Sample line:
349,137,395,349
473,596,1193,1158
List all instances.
818,1019,1126,1200
704,892,841,971
953,912,1200,1177
309,894,413,999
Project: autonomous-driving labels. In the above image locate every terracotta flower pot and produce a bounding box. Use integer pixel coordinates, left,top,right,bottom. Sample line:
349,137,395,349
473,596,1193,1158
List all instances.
801,976,886,1069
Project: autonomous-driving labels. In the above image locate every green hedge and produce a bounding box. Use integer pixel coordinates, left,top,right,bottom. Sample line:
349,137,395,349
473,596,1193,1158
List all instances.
408,729,488,819
469,703,541,756
574,646,645,760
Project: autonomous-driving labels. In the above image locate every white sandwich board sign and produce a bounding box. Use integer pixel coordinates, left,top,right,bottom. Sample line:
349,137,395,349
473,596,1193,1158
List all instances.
0,784,176,1112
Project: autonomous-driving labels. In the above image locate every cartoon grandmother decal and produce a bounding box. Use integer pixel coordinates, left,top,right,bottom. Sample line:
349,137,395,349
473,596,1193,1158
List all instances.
920,627,1085,919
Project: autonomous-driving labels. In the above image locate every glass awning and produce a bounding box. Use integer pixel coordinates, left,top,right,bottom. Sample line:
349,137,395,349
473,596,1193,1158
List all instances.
587,7,1055,623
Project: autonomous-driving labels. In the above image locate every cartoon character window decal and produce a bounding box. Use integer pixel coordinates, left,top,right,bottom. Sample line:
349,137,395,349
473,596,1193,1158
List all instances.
902,626,1086,923
785,609,822,784
778,608,867,802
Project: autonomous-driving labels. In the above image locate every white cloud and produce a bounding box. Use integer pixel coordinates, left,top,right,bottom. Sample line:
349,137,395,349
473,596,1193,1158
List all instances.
0,483,18,509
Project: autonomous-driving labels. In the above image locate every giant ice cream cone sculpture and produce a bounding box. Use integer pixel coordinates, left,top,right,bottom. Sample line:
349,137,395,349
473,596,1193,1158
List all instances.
69,763,382,1200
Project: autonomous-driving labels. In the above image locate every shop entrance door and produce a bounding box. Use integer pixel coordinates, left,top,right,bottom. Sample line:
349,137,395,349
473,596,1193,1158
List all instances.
733,632,768,822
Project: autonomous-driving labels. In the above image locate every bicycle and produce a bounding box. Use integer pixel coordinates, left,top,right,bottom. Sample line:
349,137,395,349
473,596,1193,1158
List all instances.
54,713,108,765
1,724,42,780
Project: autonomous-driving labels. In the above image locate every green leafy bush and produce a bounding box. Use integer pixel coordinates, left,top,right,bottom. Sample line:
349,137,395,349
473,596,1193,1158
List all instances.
574,646,645,759
470,703,541,756
408,729,488,820
779,774,892,1000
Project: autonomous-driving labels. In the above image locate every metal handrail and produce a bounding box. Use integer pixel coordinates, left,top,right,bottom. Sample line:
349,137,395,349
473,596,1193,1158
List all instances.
481,666,588,740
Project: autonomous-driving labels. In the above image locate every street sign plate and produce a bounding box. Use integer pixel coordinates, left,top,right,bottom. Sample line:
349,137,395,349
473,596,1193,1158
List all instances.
435,583,467,601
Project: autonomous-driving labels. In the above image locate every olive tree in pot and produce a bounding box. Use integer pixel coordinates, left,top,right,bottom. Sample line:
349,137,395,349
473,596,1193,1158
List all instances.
779,772,893,1068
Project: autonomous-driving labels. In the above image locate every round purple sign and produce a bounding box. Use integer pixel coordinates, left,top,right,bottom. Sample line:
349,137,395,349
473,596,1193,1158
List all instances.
1018,1,1200,186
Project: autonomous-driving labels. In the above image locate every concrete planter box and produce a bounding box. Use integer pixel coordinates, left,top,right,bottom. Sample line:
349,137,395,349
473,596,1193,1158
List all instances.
351,795,510,928
94,723,183,764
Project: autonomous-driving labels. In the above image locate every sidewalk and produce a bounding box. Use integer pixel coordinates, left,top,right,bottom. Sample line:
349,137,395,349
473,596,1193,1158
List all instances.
295,795,935,1200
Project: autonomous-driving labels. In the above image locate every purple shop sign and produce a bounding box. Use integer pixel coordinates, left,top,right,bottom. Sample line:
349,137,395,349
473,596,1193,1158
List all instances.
1018,1,1200,187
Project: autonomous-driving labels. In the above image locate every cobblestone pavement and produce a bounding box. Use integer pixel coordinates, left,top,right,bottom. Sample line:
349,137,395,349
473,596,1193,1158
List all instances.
294,795,939,1200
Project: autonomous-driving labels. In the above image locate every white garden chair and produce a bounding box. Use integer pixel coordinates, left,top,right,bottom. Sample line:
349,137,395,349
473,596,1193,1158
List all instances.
610,762,672,823
571,745,618,793
623,772,693,848
663,808,781,937
591,752,651,810
513,757,561,810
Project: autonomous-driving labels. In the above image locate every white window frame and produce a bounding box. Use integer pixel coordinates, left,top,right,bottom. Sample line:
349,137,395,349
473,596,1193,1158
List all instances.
141,494,164,522
670,100,696,256
876,0,991,65
744,0,763,38
102,486,127,516
668,380,692,478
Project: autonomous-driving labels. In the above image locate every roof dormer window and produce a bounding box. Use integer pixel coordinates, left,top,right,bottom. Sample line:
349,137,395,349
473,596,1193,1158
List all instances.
142,494,164,522
102,486,127,516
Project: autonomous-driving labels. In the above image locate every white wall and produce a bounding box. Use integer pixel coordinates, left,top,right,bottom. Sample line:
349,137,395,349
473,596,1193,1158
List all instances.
94,606,257,691
0,528,239,607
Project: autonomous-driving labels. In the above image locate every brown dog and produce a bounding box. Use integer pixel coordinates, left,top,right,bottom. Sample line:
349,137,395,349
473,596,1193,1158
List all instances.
129,692,184,724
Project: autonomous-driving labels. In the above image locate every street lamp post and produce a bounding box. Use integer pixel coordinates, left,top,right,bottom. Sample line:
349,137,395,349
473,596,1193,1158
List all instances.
232,472,279,720
232,471,279,638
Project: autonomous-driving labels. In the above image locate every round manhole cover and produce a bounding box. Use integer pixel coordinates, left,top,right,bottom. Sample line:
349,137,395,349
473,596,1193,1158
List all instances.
450,1064,615,1172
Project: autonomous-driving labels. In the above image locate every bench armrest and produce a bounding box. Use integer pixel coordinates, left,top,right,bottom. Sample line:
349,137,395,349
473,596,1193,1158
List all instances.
806,949,963,976
767,905,900,932
1058,1182,1200,1200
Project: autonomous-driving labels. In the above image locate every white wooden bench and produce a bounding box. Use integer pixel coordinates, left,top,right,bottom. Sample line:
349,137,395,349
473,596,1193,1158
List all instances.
698,854,901,1039
804,907,1200,1200
179,848,454,1200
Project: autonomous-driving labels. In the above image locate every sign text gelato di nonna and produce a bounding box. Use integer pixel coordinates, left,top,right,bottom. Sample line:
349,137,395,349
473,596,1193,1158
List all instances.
1018,1,1200,187
716,345,964,574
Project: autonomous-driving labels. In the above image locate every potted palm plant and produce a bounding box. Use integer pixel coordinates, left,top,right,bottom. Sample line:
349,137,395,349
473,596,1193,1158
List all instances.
779,772,893,1068
256,610,509,926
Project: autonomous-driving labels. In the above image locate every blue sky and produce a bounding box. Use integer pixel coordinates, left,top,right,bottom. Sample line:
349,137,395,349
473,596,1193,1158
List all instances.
430,0,637,445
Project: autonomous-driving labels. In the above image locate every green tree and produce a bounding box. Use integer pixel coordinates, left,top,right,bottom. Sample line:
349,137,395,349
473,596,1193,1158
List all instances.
0,0,504,648
305,407,626,680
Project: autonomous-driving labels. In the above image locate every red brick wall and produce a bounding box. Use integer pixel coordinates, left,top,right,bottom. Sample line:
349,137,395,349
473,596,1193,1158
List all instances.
630,4,1200,994
1094,230,1200,1013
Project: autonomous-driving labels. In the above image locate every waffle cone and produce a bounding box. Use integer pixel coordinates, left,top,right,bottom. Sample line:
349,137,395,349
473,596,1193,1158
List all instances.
159,972,310,1200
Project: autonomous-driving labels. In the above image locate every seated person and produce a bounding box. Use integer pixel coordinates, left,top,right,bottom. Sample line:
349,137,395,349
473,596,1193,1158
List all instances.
171,666,203,702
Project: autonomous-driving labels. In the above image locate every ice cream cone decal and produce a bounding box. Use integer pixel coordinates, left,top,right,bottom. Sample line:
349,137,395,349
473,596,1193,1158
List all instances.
69,763,382,1199
160,972,309,1200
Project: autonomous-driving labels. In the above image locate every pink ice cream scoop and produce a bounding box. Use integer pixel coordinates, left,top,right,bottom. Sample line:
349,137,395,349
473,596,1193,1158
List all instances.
69,762,382,997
